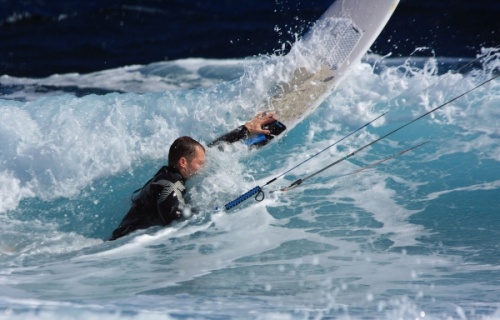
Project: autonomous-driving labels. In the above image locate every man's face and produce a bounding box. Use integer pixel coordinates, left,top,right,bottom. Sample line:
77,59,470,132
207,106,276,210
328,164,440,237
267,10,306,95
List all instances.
181,146,206,179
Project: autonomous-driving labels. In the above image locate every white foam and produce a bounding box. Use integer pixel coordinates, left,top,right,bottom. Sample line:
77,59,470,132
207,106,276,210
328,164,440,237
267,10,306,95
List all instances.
0,58,248,101
424,180,500,201
0,170,34,213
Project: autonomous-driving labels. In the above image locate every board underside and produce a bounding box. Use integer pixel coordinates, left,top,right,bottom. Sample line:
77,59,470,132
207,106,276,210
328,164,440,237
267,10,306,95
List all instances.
263,0,399,129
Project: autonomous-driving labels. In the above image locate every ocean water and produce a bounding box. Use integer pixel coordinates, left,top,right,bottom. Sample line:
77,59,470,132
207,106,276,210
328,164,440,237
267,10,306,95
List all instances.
1,1,500,320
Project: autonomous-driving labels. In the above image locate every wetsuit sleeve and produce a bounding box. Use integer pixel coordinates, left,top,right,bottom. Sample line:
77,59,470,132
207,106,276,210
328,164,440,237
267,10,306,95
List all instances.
207,125,249,147
156,181,186,226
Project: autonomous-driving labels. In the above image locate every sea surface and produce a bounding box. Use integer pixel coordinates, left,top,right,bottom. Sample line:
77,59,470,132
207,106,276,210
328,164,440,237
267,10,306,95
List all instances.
1,1,500,319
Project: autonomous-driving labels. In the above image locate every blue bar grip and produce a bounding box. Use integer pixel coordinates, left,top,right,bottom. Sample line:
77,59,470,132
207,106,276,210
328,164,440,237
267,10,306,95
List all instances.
224,186,263,210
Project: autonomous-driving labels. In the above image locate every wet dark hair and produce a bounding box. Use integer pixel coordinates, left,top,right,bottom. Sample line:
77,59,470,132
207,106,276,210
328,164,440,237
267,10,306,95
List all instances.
168,136,205,167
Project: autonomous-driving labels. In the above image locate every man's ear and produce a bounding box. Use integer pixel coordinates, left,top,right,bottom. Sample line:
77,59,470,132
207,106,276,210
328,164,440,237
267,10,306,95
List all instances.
178,157,188,169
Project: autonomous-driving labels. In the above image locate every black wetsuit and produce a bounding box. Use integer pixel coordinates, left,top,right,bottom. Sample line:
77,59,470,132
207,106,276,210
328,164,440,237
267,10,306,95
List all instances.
110,126,250,240
207,125,249,147
110,166,187,240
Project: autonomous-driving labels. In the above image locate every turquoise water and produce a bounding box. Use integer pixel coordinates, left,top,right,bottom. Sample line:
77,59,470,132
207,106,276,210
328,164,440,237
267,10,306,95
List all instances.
0,46,499,319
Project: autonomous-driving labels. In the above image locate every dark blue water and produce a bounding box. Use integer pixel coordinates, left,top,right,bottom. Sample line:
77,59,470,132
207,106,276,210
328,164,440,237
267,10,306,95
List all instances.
1,0,499,77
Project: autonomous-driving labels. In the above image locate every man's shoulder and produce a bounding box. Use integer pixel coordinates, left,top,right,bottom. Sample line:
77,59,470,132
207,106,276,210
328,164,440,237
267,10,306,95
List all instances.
153,166,184,184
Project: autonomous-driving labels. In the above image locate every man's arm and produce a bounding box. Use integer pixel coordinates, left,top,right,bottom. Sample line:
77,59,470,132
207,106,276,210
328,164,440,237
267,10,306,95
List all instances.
208,111,278,147
207,125,250,146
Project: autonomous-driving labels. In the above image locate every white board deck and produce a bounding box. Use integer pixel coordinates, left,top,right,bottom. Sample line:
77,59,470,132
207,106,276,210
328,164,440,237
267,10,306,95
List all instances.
264,0,399,130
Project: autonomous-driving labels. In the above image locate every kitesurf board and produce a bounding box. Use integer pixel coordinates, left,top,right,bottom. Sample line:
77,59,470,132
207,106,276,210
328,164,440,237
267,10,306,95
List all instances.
263,0,399,131
229,0,399,208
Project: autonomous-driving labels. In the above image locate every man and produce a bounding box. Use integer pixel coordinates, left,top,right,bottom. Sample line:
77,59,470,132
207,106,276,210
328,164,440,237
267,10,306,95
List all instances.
110,112,278,240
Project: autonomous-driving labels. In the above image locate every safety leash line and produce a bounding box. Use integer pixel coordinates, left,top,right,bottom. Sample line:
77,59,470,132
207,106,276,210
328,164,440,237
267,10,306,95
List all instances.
262,112,386,187
222,113,386,211
281,73,499,191
272,140,429,193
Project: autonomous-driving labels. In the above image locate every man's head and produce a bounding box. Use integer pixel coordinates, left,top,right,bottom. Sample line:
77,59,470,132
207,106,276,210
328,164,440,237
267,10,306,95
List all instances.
168,136,206,179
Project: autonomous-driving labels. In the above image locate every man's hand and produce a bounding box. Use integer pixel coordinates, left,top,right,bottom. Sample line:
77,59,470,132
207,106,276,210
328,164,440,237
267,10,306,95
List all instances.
244,111,278,135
